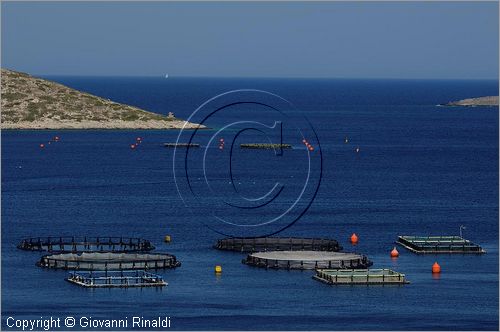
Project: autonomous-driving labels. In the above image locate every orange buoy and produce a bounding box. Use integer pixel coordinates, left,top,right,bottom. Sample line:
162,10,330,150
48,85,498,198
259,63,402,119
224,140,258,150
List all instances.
350,233,358,244
390,247,399,258
432,262,441,273
39,143,45,148
130,144,136,149
308,146,314,151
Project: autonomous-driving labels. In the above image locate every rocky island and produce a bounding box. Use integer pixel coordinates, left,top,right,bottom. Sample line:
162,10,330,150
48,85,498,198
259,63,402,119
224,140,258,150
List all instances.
1,68,204,129
441,96,499,107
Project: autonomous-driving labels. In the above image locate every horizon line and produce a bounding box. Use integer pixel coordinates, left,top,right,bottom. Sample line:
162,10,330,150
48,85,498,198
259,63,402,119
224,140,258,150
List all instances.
33,74,500,82
2,67,498,81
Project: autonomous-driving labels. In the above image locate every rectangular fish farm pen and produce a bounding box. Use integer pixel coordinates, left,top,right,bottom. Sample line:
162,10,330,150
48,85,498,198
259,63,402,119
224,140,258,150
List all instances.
397,236,485,254
66,270,167,288
313,269,409,285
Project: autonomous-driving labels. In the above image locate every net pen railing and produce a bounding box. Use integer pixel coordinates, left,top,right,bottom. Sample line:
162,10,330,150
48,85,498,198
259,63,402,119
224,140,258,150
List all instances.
314,269,409,284
37,252,181,270
66,270,166,287
397,236,484,253
18,236,154,253
215,237,342,252
243,255,372,270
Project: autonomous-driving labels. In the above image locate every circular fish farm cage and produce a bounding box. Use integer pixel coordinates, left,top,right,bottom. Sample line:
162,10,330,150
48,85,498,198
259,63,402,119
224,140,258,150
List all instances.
17,236,154,253
37,252,181,270
242,250,372,270
214,237,342,252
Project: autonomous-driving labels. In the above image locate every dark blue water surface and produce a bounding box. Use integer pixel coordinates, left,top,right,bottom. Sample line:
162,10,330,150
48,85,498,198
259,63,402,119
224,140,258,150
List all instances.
2,77,499,330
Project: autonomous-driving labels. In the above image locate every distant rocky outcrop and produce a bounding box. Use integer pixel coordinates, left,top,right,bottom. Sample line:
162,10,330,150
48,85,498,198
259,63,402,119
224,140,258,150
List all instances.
1,68,204,129
441,96,499,107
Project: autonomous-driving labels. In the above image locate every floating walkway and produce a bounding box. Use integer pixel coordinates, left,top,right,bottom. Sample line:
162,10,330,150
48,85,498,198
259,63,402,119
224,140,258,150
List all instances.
215,237,342,252
240,143,292,149
164,143,200,148
313,269,409,285
37,252,181,270
66,270,167,288
243,250,372,270
397,236,485,254
17,236,154,253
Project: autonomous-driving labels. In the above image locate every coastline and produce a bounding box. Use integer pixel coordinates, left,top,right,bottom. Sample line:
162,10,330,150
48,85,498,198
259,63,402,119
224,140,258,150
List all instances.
0,119,205,130
1,68,205,130
440,95,499,107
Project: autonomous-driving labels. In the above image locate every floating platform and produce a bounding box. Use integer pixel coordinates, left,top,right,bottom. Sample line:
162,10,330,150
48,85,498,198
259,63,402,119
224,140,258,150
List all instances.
242,250,372,270
240,143,292,149
313,269,409,285
37,252,181,270
17,236,154,253
215,237,342,252
397,236,485,254
164,143,200,148
66,270,167,288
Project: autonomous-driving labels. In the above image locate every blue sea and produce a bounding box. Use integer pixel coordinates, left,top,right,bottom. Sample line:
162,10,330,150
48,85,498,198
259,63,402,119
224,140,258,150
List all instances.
2,77,499,330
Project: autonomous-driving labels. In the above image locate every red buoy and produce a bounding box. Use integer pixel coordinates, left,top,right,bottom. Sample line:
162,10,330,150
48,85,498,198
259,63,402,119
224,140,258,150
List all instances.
54,136,60,141
39,143,45,148
302,139,307,144
390,247,399,258
220,138,224,142
308,146,314,151
136,137,142,141
432,262,441,273
350,233,358,244
130,144,136,149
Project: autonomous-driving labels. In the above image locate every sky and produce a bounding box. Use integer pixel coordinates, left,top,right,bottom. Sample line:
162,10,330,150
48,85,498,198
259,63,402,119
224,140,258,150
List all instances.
1,1,498,79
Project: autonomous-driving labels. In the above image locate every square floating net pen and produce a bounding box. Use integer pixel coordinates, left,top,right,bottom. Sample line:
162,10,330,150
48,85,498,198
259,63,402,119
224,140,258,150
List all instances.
66,270,167,288
397,236,485,254
313,269,409,285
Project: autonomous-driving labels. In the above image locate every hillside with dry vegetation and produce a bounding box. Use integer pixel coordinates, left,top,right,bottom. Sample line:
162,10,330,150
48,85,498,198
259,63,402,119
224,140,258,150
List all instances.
1,68,203,129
